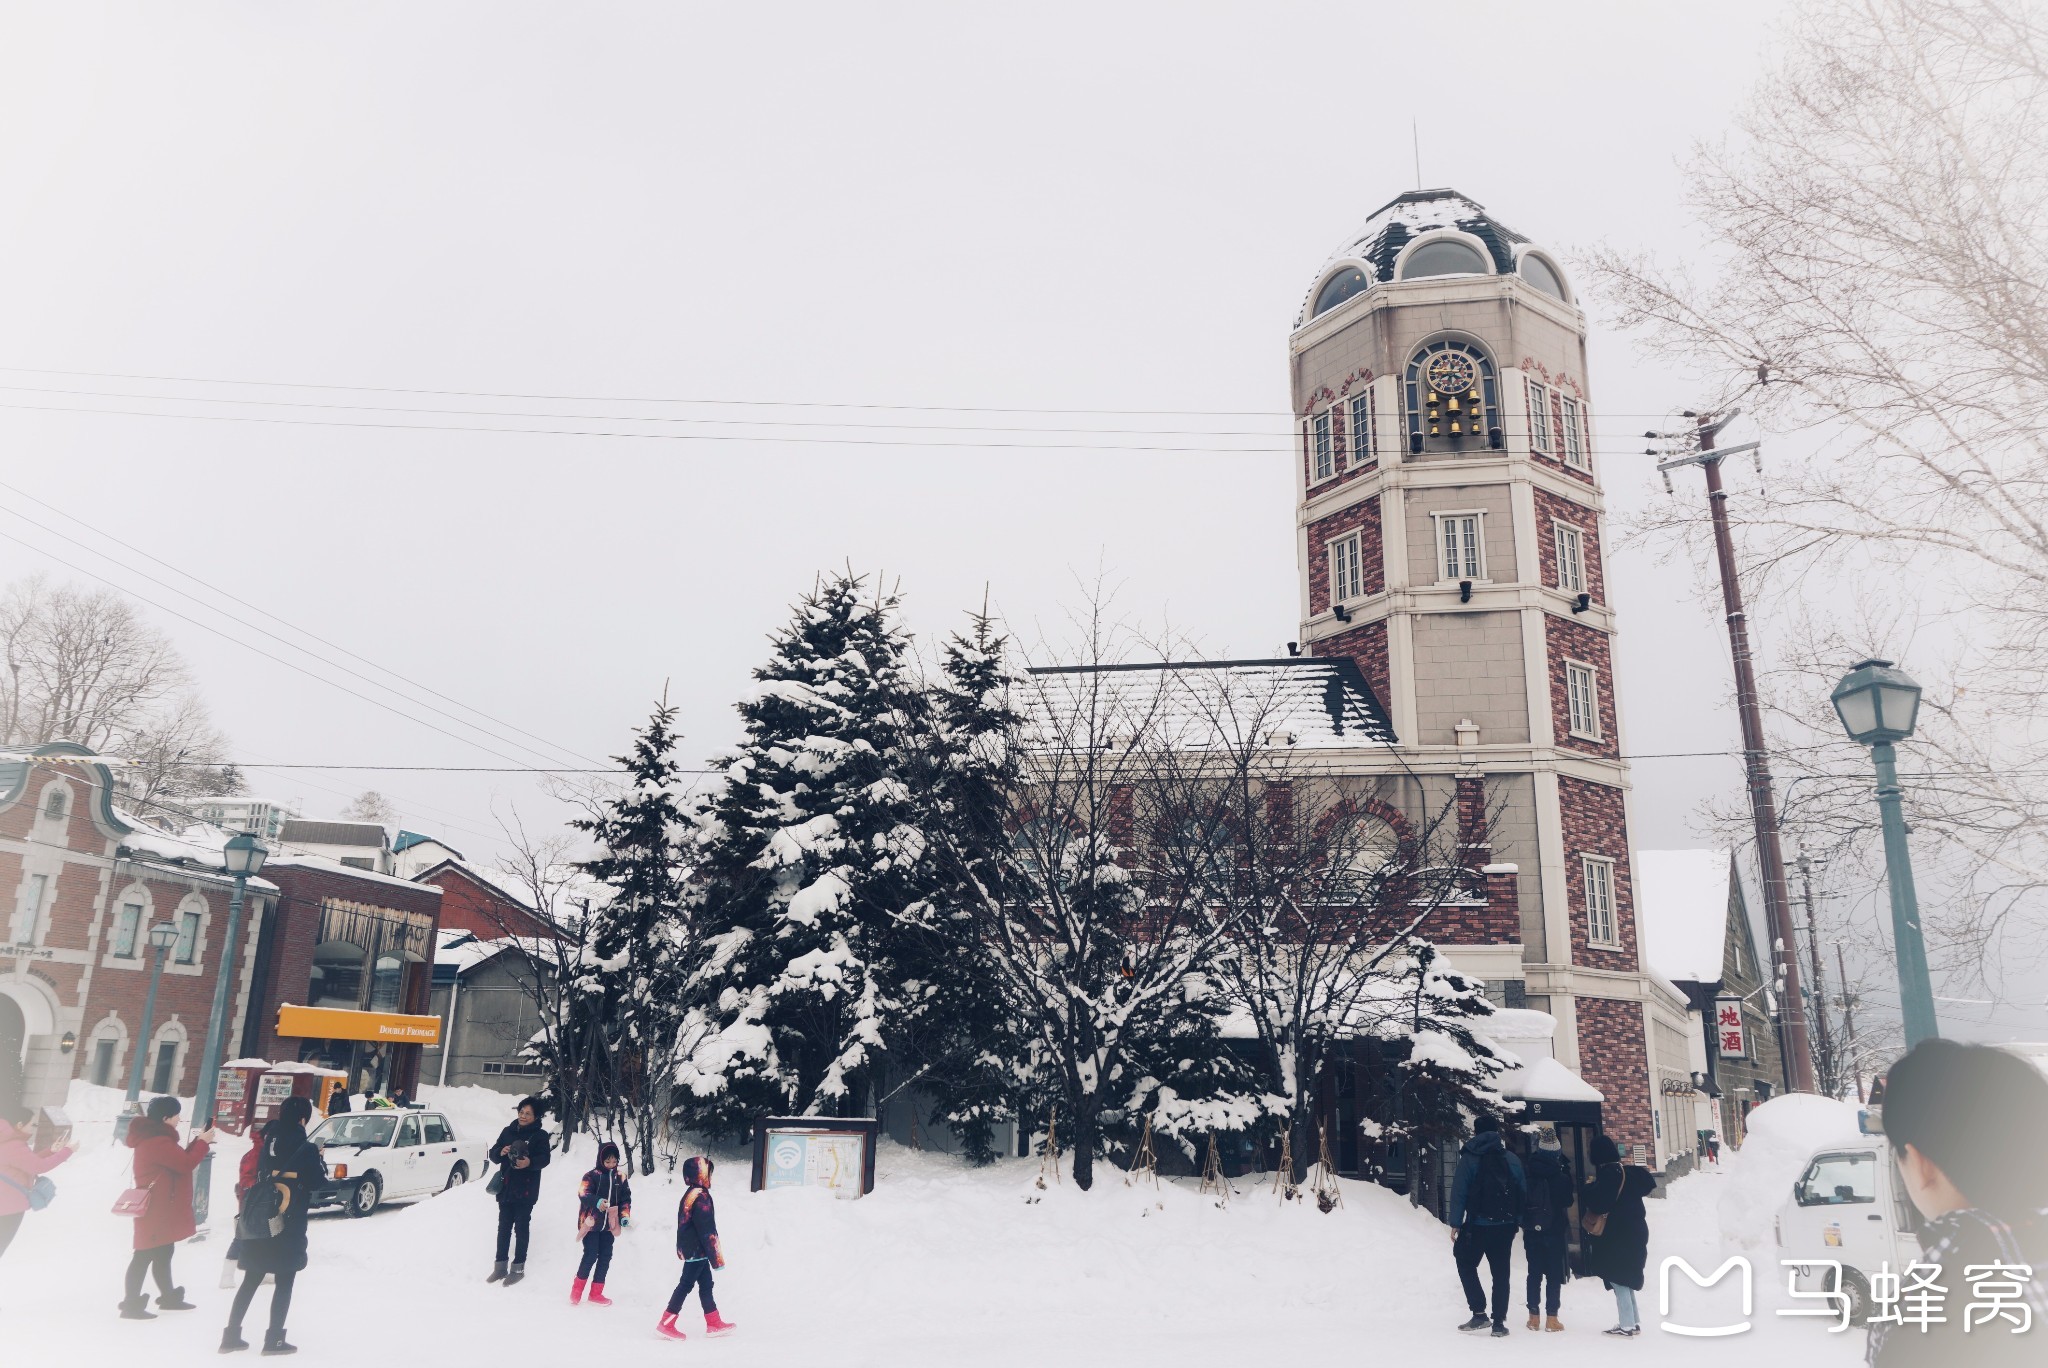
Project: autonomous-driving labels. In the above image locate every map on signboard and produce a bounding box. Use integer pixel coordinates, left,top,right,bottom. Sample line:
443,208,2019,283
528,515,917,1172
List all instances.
763,1130,867,1199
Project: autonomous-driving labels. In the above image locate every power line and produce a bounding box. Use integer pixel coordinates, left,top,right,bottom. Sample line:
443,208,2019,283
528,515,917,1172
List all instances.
0,496,601,771
0,364,1711,422
0,522,568,773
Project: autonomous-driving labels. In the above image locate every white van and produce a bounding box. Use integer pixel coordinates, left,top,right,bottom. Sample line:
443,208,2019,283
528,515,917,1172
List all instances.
1776,1140,1921,1322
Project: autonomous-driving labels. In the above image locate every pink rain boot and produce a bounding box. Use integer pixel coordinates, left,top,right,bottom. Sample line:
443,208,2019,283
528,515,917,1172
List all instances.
656,1312,687,1341
705,1310,738,1337
587,1284,612,1307
570,1278,586,1305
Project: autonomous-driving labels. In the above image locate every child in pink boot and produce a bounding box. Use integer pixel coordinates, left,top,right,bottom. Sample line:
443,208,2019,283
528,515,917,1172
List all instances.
570,1142,631,1306
656,1156,736,1340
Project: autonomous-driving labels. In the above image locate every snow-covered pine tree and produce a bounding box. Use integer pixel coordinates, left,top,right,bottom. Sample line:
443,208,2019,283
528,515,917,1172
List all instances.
1372,942,1513,1148
677,572,929,1136
568,695,694,1174
892,610,1029,1163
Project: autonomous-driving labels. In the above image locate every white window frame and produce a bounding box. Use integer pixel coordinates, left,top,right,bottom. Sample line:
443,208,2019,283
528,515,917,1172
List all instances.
1347,389,1377,468
1582,854,1619,948
1327,532,1364,606
1565,659,1602,740
1527,379,1552,454
1560,395,1589,470
1307,405,1337,484
1432,510,1487,583
1553,520,1586,595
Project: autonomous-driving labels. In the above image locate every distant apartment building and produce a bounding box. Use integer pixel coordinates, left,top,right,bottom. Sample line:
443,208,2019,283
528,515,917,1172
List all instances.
278,819,392,874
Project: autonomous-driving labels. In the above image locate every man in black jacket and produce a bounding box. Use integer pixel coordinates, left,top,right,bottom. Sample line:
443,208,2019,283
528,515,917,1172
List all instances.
1448,1115,1527,1337
486,1097,551,1286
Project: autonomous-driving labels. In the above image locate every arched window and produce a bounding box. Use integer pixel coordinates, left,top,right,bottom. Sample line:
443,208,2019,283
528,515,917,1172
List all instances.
1404,339,1500,455
370,953,412,1013
310,941,367,1009
42,788,67,821
1312,266,1370,318
1519,252,1567,301
1398,237,1490,281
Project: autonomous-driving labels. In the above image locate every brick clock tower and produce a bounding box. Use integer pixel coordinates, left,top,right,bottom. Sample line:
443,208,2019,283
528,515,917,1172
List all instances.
1290,189,1683,1159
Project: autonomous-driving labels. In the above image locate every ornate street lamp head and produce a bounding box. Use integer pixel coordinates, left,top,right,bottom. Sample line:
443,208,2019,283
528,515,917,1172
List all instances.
1831,658,1922,745
222,831,269,877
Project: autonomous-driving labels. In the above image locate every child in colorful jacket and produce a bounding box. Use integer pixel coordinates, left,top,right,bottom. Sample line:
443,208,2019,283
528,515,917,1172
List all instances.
570,1141,632,1306
656,1156,736,1341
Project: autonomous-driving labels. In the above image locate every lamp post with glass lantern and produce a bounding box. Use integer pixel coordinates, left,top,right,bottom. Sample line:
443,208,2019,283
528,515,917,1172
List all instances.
1829,658,1940,1048
189,831,269,1228
113,919,182,1144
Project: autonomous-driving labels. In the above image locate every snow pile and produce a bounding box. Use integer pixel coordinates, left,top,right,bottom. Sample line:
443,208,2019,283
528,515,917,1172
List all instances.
1709,1094,1864,1252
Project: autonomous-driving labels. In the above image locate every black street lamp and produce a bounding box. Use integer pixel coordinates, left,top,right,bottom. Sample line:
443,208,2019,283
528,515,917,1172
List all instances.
113,918,182,1144
190,831,269,1227
1829,659,1939,1048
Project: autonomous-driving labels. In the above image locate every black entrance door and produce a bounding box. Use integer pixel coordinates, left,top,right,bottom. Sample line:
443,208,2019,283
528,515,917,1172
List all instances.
0,994,25,1119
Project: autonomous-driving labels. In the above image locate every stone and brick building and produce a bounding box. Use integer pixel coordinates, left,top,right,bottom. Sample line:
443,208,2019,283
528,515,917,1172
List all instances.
1286,188,1694,1160
1,745,279,1115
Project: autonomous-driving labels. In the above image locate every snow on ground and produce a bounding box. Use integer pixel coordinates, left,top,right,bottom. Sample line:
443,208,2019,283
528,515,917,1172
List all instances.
6,1084,1869,1365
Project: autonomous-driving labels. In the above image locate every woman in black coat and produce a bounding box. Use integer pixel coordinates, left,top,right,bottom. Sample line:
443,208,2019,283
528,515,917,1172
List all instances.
223,1095,324,1355
486,1096,552,1287
1580,1132,1656,1338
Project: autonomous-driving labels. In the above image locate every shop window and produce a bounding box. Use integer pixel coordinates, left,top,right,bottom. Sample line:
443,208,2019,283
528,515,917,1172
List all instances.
311,942,367,1009
371,954,406,1013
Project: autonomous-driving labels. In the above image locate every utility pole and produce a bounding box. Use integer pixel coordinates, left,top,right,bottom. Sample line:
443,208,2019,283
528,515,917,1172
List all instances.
1836,944,1864,1103
1796,855,1837,1096
1654,411,1818,1092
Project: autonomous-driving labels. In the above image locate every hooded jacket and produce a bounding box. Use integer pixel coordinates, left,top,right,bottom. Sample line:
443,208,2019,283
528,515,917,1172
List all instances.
489,1116,552,1205
126,1116,209,1249
1581,1135,1656,1290
676,1156,722,1265
1447,1129,1526,1228
578,1164,633,1235
0,1117,71,1218
232,1116,324,1275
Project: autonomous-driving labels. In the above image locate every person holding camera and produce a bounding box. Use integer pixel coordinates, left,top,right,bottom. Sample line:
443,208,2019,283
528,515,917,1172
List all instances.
486,1096,551,1286
0,1102,73,1268
120,1094,213,1319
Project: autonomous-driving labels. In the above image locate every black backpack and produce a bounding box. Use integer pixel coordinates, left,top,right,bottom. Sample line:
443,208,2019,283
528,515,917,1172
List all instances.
1468,1148,1520,1224
1520,1154,1568,1232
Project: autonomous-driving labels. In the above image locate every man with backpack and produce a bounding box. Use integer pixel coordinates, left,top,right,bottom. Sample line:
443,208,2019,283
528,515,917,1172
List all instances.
1520,1127,1574,1332
1447,1114,1526,1338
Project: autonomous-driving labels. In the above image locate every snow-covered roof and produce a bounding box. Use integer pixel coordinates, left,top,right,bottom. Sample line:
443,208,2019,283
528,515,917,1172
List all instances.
1477,1008,1556,1044
279,819,390,849
416,857,539,911
395,829,462,857
266,852,444,895
1635,849,1731,986
1024,657,1396,754
1500,1056,1604,1104
113,808,282,891
1300,187,1533,323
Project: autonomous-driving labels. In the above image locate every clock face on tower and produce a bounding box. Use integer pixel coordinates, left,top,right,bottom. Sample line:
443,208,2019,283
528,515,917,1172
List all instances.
1425,350,1479,397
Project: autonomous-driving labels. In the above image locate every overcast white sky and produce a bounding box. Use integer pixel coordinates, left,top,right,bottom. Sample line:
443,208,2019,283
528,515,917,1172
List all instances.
0,1,1788,868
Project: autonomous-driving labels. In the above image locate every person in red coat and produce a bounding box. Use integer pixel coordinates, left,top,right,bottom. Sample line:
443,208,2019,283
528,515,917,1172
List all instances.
0,1102,74,1265
121,1094,214,1320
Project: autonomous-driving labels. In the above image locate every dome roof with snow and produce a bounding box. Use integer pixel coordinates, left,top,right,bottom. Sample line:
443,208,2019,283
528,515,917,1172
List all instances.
1299,188,1566,324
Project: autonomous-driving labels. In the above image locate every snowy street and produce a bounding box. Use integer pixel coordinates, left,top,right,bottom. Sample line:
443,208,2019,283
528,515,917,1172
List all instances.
6,1084,1867,1365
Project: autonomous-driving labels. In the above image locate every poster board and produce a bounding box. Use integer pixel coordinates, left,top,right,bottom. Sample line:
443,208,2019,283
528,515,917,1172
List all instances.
749,1117,879,1198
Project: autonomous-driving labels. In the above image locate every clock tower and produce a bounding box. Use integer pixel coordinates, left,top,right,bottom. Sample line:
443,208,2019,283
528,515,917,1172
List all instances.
1289,189,1684,1160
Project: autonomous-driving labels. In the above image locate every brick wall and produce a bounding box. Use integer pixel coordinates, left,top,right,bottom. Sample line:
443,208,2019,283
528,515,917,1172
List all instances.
420,863,555,940
1306,493,1384,616
1557,775,1639,974
1544,614,1620,760
1531,486,1606,604
1310,619,1390,724
1299,370,1381,497
1576,995,1654,1154
77,875,247,1099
